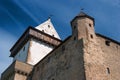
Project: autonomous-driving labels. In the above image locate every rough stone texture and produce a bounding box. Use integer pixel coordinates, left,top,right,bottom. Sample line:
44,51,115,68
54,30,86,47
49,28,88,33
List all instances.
1,61,33,80
1,12,120,80
83,35,120,80
31,13,120,80
31,37,86,80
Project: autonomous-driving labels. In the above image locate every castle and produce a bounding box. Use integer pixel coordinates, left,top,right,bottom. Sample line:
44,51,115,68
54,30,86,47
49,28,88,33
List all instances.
1,12,120,80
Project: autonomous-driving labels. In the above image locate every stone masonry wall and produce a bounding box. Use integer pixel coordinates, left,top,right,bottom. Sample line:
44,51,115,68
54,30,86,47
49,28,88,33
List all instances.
83,35,120,80
97,36,120,80
31,37,86,80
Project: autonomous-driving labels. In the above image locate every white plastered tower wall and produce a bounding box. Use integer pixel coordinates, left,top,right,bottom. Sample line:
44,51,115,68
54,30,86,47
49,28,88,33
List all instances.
27,19,61,65
13,19,61,65
27,39,54,65
35,19,61,39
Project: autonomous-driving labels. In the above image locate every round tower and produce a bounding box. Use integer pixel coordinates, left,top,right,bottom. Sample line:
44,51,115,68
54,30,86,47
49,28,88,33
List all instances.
71,12,96,41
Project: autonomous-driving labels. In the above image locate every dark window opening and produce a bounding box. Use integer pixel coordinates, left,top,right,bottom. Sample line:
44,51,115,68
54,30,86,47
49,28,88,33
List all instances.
21,72,24,75
105,41,110,46
52,35,54,37
89,23,92,27
107,67,110,74
42,30,44,32
74,26,76,29
17,70,20,74
48,25,50,28
25,73,28,76
90,34,93,39
74,37,76,40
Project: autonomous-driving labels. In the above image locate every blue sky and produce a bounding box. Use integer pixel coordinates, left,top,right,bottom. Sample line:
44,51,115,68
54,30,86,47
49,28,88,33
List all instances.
0,0,120,75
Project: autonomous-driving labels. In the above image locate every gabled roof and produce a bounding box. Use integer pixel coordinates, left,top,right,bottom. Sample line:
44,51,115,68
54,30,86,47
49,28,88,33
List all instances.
35,19,61,39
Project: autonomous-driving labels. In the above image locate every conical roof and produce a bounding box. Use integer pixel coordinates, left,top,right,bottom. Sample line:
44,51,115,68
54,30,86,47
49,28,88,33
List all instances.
77,12,94,21
71,12,95,25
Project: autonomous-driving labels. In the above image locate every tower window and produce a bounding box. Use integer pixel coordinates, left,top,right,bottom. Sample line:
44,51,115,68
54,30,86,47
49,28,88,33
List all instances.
106,67,110,74
17,70,20,74
105,41,110,46
48,25,50,28
24,73,28,76
74,26,76,29
89,23,92,27
90,34,93,39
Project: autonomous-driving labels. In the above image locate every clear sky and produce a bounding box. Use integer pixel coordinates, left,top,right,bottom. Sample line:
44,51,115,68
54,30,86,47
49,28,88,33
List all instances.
0,0,120,76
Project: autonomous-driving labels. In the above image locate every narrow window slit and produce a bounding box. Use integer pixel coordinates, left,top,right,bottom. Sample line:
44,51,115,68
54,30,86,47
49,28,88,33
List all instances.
105,41,110,46
107,67,110,74
90,34,93,39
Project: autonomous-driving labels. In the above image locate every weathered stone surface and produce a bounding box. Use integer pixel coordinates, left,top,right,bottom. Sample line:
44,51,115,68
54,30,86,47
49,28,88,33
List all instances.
31,12,120,80
31,37,86,80
1,12,120,80
1,61,33,80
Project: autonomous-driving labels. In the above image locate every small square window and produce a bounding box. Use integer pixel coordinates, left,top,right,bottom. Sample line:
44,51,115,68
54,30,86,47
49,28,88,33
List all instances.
90,34,93,39
89,23,92,27
105,41,110,46
48,25,50,28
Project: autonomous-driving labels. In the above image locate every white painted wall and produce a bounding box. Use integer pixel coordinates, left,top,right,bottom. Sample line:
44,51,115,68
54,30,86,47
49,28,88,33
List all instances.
13,41,30,63
35,19,61,39
13,19,60,65
28,39,53,65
